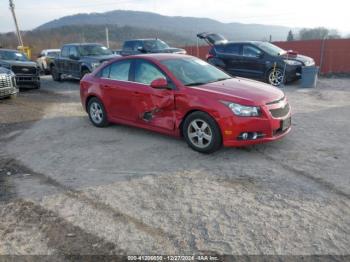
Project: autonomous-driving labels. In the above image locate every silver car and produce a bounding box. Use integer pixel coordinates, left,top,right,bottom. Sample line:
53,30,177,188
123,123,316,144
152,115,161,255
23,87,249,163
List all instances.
0,67,18,99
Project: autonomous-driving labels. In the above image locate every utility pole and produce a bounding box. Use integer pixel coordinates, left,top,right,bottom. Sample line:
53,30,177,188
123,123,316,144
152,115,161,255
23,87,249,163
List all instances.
105,27,110,48
9,0,24,47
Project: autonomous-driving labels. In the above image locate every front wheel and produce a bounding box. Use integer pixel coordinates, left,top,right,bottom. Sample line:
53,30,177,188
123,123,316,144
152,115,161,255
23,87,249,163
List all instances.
87,97,109,127
183,111,222,154
267,68,285,86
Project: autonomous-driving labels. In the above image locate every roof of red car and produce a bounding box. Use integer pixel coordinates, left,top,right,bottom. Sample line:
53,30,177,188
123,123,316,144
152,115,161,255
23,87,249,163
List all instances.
118,53,193,62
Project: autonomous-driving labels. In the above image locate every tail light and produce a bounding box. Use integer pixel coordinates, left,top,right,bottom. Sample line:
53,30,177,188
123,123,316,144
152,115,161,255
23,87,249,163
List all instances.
206,53,214,60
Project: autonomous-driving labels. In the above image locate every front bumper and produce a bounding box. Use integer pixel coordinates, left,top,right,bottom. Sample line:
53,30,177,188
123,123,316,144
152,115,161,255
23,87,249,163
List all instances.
284,63,315,82
219,99,292,147
0,86,19,98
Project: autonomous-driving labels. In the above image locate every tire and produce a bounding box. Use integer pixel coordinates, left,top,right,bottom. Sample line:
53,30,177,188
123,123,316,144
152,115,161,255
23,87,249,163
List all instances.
267,68,285,86
87,97,109,127
183,111,222,154
80,68,90,80
34,81,41,89
51,65,62,82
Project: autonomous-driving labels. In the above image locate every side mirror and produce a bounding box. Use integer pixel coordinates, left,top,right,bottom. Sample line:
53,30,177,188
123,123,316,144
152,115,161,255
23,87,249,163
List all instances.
150,78,168,89
258,52,264,58
69,54,79,60
137,46,147,53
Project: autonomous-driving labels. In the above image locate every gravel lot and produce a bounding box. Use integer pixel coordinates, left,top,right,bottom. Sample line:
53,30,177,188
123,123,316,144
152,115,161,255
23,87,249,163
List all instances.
0,76,349,257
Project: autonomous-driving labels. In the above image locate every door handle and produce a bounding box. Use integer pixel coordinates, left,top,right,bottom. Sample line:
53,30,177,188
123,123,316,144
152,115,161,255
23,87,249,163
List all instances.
133,91,141,96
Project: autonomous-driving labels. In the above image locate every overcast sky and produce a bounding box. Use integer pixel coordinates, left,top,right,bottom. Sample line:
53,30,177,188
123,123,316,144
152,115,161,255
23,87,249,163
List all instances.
1,0,349,35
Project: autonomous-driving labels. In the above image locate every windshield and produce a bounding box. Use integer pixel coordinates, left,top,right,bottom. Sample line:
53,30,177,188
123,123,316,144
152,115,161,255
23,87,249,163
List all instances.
144,40,170,51
161,58,231,86
0,50,28,61
256,42,286,56
78,45,112,56
47,51,60,57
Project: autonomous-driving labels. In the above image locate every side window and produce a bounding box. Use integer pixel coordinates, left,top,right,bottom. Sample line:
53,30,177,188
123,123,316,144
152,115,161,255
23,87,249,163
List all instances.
100,65,111,78
61,46,69,57
123,41,133,51
69,47,79,57
134,61,166,85
133,41,143,51
109,61,131,81
214,45,225,53
243,45,262,58
224,44,240,55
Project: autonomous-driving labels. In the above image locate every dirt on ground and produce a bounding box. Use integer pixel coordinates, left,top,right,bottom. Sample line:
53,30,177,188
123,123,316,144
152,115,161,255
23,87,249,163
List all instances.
0,76,349,257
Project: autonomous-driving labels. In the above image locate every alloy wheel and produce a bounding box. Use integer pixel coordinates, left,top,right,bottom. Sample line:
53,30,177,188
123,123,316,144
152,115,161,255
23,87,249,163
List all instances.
187,119,213,149
269,69,284,86
89,102,104,124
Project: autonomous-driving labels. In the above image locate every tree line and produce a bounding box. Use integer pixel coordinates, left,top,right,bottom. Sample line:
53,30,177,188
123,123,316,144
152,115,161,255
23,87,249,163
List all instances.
0,24,191,56
286,27,343,41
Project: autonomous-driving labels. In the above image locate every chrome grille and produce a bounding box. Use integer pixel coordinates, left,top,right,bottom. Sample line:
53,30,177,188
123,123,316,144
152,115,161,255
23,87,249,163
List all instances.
0,74,12,89
269,103,290,118
11,65,37,75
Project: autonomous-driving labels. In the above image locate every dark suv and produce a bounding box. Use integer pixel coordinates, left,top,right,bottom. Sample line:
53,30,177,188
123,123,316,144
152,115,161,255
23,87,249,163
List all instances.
0,49,40,89
120,39,186,56
198,33,315,86
51,43,118,81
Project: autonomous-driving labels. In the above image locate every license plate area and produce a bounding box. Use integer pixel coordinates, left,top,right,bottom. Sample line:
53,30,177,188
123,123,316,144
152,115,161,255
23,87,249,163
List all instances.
281,117,291,131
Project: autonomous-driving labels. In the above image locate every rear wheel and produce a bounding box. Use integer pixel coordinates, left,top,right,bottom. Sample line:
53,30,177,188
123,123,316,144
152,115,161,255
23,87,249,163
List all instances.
51,65,62,82
87,97,109,127
183,111,222,154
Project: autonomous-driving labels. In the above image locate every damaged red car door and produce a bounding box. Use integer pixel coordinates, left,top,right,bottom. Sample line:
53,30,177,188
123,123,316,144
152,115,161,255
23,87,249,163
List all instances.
129,59,175,131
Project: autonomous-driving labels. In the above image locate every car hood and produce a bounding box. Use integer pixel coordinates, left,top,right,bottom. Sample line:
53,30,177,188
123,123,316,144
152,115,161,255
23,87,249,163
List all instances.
1,60,38,67
149,48,186,54
0,66,12,74
191,78,284,105
81,54,120,63
282,53,314,65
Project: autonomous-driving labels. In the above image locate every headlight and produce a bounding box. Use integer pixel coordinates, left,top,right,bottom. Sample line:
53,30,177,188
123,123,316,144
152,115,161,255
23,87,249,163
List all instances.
222,101,260,117
0,63,11,69
305,59,315,66
91,62,100,70
284,60,302,66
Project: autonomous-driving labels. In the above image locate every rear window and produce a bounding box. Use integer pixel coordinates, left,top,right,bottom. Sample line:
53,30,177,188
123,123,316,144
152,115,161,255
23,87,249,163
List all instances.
224,44,241,55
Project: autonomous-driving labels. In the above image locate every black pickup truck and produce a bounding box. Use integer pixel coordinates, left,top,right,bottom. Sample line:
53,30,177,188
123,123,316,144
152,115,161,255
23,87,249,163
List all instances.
120,39,186,56
0,49,40,89
51,43,119,81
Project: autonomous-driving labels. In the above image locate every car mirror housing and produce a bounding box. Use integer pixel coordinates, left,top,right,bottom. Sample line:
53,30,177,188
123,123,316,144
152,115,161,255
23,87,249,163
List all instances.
150,78,168,89
69,54,79,60
137,46,147,53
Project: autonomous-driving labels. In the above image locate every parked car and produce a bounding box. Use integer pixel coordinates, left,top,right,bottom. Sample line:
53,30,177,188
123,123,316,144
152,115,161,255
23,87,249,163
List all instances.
120,39,186,56
80,54,291,153
198,32,315,86
0,49,40,89
37,49,60,74
51,43,119,81
0,67,18,99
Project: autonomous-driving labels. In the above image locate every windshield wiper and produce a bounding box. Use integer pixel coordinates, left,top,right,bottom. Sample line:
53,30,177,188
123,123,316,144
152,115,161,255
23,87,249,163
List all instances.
209,77,231,83
185,82,207,86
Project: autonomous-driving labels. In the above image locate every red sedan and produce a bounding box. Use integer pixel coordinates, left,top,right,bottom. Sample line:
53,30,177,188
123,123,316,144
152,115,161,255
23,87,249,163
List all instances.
80,54,291,153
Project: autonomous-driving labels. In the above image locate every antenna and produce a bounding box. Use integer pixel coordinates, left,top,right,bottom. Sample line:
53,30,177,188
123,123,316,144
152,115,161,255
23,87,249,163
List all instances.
9,0,24,47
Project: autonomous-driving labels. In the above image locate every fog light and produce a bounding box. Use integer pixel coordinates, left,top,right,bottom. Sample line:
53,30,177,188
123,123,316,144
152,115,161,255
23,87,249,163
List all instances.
252,132,258,140
242,133,249,140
